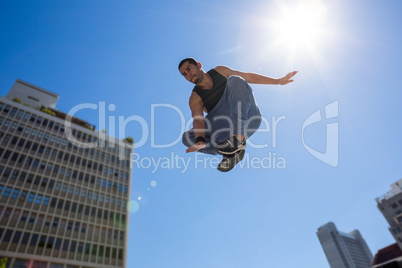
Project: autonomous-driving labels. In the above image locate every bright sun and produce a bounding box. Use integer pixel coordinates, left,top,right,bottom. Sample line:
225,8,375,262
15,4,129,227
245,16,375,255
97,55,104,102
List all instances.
271,0,327,49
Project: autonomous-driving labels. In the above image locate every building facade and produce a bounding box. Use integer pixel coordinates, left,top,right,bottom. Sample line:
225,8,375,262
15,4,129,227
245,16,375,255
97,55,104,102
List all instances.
317,222,373,268
0,80,133,268
376,179,402,250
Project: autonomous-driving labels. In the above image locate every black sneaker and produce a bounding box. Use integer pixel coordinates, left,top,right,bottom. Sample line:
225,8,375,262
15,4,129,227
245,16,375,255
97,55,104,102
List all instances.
217,149,245,172
215,135,246,155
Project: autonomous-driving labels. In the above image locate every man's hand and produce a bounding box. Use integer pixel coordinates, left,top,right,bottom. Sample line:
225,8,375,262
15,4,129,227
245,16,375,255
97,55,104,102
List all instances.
279,71,298,85
186,141,206,153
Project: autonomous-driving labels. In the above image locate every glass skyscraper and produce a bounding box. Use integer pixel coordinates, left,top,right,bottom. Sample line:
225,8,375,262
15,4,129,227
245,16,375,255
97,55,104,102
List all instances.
317,222,373,268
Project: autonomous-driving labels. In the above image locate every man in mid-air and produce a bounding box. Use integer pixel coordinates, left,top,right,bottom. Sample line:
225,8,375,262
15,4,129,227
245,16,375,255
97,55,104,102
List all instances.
179,58,297,172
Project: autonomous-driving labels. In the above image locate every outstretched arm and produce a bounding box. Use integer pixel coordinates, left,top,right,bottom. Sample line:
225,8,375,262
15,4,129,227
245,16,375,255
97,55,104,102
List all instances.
214,66,297,85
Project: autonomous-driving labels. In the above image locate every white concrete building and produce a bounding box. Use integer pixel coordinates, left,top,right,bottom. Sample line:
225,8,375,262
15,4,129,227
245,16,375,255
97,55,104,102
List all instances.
0,80,133,268
376,179,402,250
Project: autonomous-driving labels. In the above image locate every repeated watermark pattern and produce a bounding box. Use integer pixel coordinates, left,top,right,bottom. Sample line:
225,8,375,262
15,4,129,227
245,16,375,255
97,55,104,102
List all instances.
63,100,339,172
131,151,286,173
302,100,339,167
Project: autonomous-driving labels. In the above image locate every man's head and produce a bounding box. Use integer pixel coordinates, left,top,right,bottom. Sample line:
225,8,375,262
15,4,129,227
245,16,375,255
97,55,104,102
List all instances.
178,58,204,84
178,58,198,70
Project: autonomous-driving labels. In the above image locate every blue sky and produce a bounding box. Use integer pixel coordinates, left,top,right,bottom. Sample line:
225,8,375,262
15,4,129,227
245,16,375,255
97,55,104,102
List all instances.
1,0,402,267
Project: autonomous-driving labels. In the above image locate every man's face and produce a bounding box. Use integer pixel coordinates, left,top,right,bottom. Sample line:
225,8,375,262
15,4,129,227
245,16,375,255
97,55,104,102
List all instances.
179,61,202,84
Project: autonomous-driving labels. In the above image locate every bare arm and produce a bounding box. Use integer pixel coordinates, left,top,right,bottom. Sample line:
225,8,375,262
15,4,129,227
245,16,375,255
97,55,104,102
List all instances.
186,92,206,153
214,66,297,85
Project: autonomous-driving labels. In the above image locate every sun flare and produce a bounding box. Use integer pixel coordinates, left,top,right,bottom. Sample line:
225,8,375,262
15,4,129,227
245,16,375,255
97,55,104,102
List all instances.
272,0,327,49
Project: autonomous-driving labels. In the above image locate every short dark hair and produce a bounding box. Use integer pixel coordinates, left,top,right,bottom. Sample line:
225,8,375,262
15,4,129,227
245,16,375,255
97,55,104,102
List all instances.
178,58,198,70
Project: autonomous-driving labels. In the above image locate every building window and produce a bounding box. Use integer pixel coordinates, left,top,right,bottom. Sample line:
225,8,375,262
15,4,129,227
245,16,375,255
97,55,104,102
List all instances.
62,240,70,251
11,189,20,199
82,206,88,216
32,159,40,168
34,176,42,185
12,231,22,244
32,260,47,268
20,190,27,201
3,187,12,198
81,223,86,233
53,218,59,228
13,259,30,268
35,195,43,205
84,243,91,255
50,197,57,207
55,182,61,191
67,221,73,231
71,202,77,213
29,213,37,224
60,219,66,230
77,242,84,254
3,168,11,178
70,240,77,252
2,150,11,159
21,211,29,222
21,232,30,245
26,174,34,183
45,163,53,173
53,165,59,174
91,245,98,256
57,200,64,210
11,170,19,180
41,178,48,188
30,234,38,246
64,201,71,212
30,129,37,139
3,208,12,220
43,196,50,206
54,238,62,250
47,236,54,249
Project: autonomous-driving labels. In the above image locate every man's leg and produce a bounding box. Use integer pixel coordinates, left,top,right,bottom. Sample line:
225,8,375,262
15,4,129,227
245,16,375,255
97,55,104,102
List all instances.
217,149,245,172
227,76,252,137
182,128,220,155
182,128,245,172
216,76,262,154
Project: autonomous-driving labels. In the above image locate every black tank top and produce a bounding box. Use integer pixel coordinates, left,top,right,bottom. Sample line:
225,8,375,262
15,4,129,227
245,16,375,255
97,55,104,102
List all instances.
193,69,227,113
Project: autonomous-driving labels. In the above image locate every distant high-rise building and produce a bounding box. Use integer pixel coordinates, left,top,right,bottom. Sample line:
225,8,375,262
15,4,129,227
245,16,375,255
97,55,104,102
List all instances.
317,222,374,268
376,179,402,251
0,80,133,268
